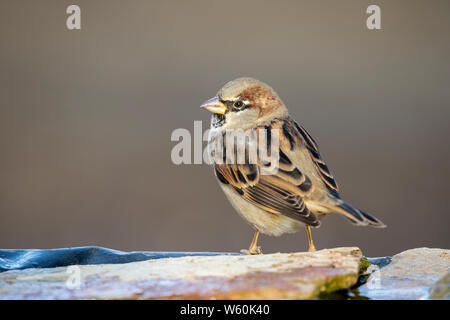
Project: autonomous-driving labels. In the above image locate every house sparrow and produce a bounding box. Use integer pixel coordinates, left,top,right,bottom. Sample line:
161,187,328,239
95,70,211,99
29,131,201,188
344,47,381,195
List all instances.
201,77,385,254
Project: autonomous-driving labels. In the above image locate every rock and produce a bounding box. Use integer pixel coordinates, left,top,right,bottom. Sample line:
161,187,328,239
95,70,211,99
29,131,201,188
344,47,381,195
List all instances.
0,247,364,300
358,248,450,300
429,271,450,300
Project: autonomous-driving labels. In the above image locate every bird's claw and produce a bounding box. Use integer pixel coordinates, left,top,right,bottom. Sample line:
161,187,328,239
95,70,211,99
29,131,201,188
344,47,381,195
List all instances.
240,246,263,255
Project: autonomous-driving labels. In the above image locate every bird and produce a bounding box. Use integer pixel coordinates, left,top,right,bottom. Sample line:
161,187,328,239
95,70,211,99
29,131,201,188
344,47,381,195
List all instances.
200,77,385,255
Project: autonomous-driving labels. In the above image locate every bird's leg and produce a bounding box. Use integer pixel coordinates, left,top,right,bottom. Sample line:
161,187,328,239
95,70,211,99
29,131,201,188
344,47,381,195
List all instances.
306,226,316,252
240,230,263,255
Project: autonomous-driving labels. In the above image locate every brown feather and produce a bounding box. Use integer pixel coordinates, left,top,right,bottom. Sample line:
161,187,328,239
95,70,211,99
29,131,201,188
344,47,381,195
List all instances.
213,126,320,227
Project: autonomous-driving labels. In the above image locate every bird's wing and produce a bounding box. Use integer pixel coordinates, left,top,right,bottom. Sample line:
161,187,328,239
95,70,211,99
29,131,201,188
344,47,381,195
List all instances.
214,123,321,227
280,119,339,195
280,119,387,227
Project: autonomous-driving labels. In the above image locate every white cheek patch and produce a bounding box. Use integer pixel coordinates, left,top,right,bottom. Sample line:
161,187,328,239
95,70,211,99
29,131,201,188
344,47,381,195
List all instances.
224,108,259,130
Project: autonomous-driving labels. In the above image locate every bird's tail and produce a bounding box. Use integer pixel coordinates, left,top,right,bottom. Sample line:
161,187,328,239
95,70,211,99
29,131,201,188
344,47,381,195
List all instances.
331,200,386,228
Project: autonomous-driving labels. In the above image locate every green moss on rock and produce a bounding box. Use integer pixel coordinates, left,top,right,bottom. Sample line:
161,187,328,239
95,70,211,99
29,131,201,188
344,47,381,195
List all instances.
359,257,371,275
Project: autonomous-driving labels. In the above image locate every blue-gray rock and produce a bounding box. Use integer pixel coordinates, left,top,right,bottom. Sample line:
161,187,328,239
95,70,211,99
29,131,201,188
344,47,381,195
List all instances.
358,248,449,300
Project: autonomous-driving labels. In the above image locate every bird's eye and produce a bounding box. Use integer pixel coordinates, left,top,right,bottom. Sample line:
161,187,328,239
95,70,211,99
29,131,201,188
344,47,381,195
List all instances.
233,100,244,109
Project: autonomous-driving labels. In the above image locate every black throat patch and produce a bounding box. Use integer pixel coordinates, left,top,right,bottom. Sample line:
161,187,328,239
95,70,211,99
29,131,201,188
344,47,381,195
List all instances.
211,113,226,128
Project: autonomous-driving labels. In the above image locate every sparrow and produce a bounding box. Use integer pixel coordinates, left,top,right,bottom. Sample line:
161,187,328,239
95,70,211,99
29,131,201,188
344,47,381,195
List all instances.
201,77,385,254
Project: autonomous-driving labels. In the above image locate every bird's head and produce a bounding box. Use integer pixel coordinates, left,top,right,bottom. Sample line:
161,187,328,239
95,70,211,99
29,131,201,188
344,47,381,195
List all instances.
201,77,288,130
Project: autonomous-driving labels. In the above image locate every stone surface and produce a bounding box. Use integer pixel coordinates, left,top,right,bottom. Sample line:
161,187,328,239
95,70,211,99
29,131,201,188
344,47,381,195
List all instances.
358,248,450,300
429,271,450,300
0,247,363,300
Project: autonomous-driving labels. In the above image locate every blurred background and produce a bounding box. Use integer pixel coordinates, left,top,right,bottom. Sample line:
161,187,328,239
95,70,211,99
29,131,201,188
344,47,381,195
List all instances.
0,1,449,257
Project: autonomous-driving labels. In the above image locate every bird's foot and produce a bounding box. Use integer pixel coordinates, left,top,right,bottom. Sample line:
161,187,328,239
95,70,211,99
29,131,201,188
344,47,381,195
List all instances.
240,246,263,255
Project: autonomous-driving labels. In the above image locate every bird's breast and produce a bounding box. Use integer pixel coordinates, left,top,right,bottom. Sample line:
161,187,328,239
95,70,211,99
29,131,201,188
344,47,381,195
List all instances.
219,183,305,236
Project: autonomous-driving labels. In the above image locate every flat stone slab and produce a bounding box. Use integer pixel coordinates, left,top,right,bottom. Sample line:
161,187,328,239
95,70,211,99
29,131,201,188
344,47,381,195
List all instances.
358,248,450,300
0,247,363,300
429,271,450,300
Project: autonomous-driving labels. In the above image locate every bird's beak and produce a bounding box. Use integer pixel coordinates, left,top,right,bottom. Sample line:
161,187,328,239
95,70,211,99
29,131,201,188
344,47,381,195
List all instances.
200,96,228,115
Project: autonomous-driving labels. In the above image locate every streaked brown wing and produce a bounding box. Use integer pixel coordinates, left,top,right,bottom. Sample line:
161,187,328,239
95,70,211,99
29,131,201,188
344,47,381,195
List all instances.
215,163,259,188
214,126,320,227
281,119,339,194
